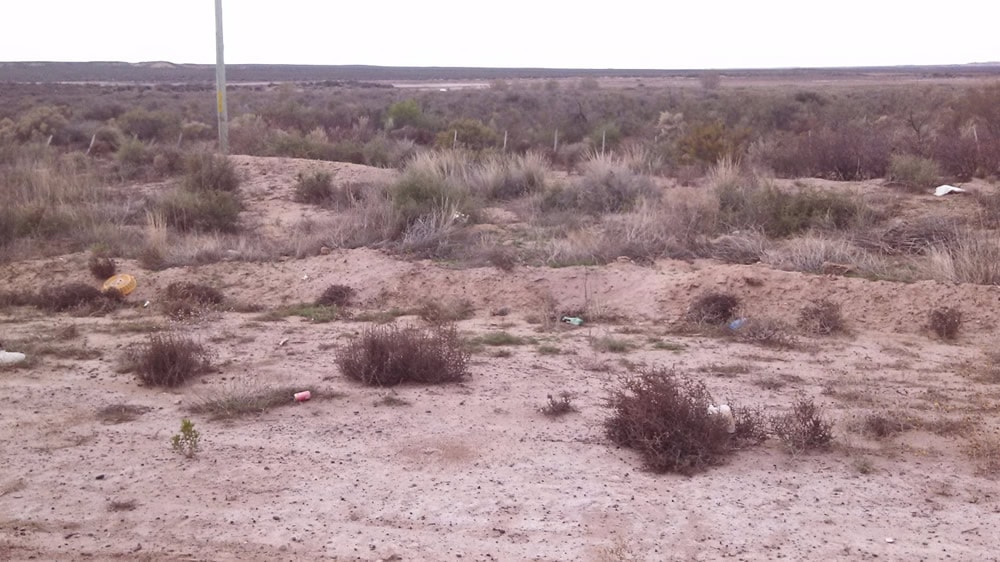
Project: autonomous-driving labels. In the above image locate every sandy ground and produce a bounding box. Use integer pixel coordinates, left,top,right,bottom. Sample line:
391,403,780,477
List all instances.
2,157,1000,561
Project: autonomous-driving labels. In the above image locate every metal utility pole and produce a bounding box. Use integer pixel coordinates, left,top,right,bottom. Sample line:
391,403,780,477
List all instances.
214,0,229,154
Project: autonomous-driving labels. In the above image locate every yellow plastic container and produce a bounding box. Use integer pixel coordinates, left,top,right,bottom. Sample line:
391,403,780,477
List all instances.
103,274,137,296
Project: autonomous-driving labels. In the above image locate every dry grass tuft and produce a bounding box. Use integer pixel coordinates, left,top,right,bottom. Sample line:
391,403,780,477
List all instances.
417,298,475,324
188,379,305,419
734,317,798,348
87,252,117,280
37,282,123,314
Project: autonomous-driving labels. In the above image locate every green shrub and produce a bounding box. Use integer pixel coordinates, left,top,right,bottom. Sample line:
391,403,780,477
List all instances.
385,99,425,129
434,119,499,151
293,171,334,204
390,168,466,228
170,419,201,458
115,138,152,179
336,325,469,386
717,179,869,237
117,108,180,142
887,154,940,190
13,105,70,144
158,189,242,233
183,153,240,193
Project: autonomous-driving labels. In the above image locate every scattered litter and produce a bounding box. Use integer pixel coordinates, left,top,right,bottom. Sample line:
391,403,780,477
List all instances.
143,300,151,308
561,316,584,327
707,404,736,433
885,538,895,544
278,338,289,347
294,390,312,402
728,318,747,330
301,274,310,281
0,351,27,365
103,273,137,296
934,185,967,197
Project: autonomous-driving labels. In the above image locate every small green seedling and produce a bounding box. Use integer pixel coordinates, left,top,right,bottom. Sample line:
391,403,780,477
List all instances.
171,418,201,458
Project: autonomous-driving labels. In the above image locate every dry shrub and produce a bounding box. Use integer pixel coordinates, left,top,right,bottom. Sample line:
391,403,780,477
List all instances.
88,252,116,280
929,306,962,340
856,217,959,256
126,334,212,387
0,289,36,308
734,317,798,348
37,282,122,313
770,398,834,452
417,298,475,324
798,300,846,335
316,284,355,307
541,392,577,417
162,281,224,319
604,369,761,474
861,413,912,438
686,292,740,325
96,404,150,424
336,324,469,386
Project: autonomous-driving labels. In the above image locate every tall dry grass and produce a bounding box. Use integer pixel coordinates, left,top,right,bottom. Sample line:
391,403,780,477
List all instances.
922,230,1000,285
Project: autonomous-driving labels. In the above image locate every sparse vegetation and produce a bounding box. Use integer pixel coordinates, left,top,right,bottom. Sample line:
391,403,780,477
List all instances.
417,298,475,324
96,404,150,424
37,282,123,314
293,171,334,204
87,251,116,280
336,324,469,386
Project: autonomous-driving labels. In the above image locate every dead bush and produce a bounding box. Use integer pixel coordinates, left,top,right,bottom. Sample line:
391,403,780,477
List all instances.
686,292,740,325
126,334,213,387
856,217,959,256
734,317,798,348
336,324,469,386
162,281,224,319
861,413,911,438
293,171,334,205
770,398,834,452
37,283,122,313
604,369,762,474
88,252,117,280
798,300,846,335
540,392,577,417
0,289,36,308
417,298,475,324
96,404,150,424
929,306,962,340
316,284,355,307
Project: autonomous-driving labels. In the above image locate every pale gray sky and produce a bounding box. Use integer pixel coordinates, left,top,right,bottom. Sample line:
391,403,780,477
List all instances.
3,1,997,69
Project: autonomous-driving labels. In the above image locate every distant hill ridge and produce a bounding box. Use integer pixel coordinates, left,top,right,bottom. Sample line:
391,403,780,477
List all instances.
1,60,999,84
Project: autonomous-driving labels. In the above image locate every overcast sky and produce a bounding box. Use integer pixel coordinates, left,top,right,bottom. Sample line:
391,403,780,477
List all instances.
3,1,997,69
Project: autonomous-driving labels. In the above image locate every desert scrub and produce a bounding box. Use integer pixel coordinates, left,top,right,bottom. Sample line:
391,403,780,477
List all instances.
336,324,469,386
540,392,577,417
157,188,242,233
316,284,355,307
183,153,240,192
686,291,740,325
798,300,846,335
293,171,334,205
770,398,834,452
126,334,213,387
928,306,962,340
887,153,939,190
604,369,763,474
